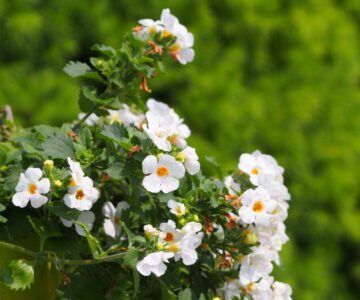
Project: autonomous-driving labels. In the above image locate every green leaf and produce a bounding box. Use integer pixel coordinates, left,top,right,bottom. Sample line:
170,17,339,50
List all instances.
204,156,223,178
0,147,7,166
99,123,128,145
48,203,80,220
63,61,91,77
3,163,22,191
41,132,75,159
0,259,34,291
122,248,140,268
0,203,7,223
75,221,105,259
178,288,192,300
78,127,93,148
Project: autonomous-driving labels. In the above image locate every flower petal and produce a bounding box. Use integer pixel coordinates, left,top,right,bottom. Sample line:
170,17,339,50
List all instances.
102,201,116,219
12,192,29,208
37,178,50,194
142,155,158,174
143,174,161,193
25,168,42,182
161,177,179,193
29,194,48,208
104,218,116,238
169,161,185,179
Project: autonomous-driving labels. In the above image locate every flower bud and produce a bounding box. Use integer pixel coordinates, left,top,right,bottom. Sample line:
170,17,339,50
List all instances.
176,152,186,162
244,233,258,245
96,59,104,67
156,242,164,250
193,214,199,222
44,160,54,171
54,180,62,187
213,297,222,300
179,218,186,225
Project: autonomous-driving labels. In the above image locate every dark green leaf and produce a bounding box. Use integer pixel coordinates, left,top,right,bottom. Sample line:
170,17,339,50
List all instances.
41,132,75,159
99,123,128,145
178,288,192,300
123,248,140,268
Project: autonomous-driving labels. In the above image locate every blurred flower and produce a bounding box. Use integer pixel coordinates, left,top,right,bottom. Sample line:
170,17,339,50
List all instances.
12,168,50,208
136,251,174,277
167,199,186,217
179,146,200,175
78,113,100,126
142,154,185,193
61,211,95,237
102,201,129,238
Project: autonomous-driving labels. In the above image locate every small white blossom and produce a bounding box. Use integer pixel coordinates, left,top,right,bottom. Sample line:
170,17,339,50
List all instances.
272,281,293,300
142,154,185,193
238,150,284,186
108,105,145,128
238,186,277,226
224,175,241,194
61,211,95,237
167,200,186,217
136,251,174,277
12,168,50,208
64,158,99,211
179,146,200,175
102,201,130,238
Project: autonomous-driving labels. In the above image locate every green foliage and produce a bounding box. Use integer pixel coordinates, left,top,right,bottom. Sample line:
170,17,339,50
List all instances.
1,0,360,299
0,259,35,291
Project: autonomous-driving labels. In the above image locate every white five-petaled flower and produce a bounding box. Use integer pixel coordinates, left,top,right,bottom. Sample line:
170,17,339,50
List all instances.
12,168,50,208
238,186,277,226
64,158,99,211
102,201,130,238
136,251,174,277
272,281,293,300
142,154,185,193
238,150,284,186
224,175,241,195
167,200,186,217
61,211,95,237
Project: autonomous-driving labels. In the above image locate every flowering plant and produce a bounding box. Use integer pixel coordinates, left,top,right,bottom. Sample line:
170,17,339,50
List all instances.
0,9,292,300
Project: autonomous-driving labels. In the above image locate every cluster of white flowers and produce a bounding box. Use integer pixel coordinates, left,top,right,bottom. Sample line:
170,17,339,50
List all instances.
137,8,195,65
219,150,292,300
141,98,200,193
78,104,145,128
136,210,203,277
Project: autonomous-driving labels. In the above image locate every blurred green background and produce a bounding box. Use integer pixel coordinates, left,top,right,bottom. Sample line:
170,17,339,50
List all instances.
1,0,360,299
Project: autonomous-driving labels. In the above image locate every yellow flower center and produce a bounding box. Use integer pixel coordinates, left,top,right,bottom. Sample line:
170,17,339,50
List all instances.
247,282,255,293
28,183,37,194
175,207,182,215
169,244,180,252
149,26,156,33
75,189,85,200
251,168,259,175
167,134,177,143
252,201,264,213
157,166,169,177
170,43,181,54
162,30,173,38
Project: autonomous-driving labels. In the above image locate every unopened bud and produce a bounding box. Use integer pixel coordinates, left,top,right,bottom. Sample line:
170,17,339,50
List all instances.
156,242,164,250
193,214,199,222
44,160,54,171
54,180,62,187
96,59,104,67
179,218,186,225
176,152,186,162
213,297,222,300
244,233,258,245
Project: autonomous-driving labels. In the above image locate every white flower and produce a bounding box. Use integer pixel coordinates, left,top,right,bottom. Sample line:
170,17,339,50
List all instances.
238,150,284,186
239,247,274,285
64,158,99,211
61,211,95,237
167,200,186,217
179,146,200,175
272,281,292,300
12,168,50,208
143,99,191,151
160,9,195,64
137,18,163,39
108,105,145,128
136,251,174,277
102,201,129,238
224,175,241,194
238,186,277,226
258,174,290,202
142,154,185,193
78,113,100,126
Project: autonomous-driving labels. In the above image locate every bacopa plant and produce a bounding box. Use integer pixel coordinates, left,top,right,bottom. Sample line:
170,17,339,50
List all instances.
0,9,292,300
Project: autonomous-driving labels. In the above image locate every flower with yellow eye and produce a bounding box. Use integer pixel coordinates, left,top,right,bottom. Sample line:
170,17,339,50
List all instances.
12,168,50,208
64,157,99,211
238,187,277,226
167,200,186,217
102,201,129,238
142,154,185,193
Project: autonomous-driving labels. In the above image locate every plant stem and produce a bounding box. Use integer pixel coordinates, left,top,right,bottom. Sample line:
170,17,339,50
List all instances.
0,240,125,266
